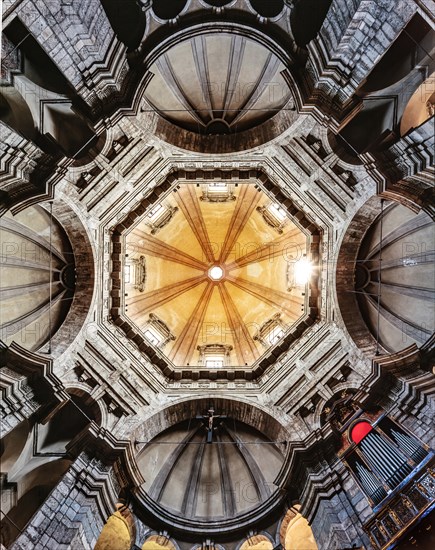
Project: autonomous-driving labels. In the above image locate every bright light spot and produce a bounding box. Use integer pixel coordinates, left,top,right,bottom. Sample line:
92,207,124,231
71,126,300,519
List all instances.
294,258,312,285
209,266,224,280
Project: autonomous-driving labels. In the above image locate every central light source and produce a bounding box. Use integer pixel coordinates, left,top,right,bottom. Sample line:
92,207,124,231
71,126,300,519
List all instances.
209,266,224,281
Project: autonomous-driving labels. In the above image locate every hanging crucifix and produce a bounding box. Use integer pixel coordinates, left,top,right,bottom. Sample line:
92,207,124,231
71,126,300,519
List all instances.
196,407,227,443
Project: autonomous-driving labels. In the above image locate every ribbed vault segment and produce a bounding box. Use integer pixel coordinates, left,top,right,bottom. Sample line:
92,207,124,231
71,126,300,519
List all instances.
356,202,434,353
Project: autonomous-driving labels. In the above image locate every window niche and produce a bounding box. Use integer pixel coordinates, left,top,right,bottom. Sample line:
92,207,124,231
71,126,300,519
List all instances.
197,344,233,367
143,313,176,348
257,202,288,234
145,203,178,235
200,183,236,202
253,313,287,348
125,255,146,292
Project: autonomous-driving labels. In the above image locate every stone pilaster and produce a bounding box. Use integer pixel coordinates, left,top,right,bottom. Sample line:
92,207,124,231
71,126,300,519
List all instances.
0,123,59,215
0,367,40,437
308,484,369,549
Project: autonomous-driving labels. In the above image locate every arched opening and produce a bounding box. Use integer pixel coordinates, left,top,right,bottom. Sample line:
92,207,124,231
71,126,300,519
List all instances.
100,0,146,52
240,534,274,550
205,0,233,6
290,0,332,48
142,534,177,550
248,0,284,19
152,0,188,20
280,505,318,550
94,511,132,550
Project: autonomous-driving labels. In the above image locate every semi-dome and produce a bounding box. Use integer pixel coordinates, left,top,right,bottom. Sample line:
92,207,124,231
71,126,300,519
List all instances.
0,205,76,351
355,202,434,352
137,417,284,522
143,33,292,134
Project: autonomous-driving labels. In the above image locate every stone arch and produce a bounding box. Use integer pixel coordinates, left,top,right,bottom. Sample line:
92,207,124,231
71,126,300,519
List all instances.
379,177,435,218
40,199,95,356
326,129,363,166
64,386,105,428
0,419,32,474
151,0,189,22
100,0,146,52
201,0,235,7
290,0,332,48
248,0,284,20
335,196,386,356
132,396,290,445
0,86,37,143
1,458,72,548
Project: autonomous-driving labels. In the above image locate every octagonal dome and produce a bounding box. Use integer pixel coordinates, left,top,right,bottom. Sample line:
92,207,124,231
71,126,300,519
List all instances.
120,180,315,369
143,33,292,134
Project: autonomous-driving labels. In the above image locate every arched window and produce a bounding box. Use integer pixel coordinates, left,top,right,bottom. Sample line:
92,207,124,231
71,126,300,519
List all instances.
345,417,429,506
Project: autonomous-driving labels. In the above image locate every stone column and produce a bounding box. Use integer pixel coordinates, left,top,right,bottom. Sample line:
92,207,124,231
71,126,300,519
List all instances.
306,471,370,549
0,123,58,215
363,118,435,190
0,367,40,437
3,0,127,114
308,0,417,111
9,452,118,550
0,343,67,437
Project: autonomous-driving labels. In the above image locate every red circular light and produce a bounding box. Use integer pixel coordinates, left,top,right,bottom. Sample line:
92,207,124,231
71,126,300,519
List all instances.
351,421,373,444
